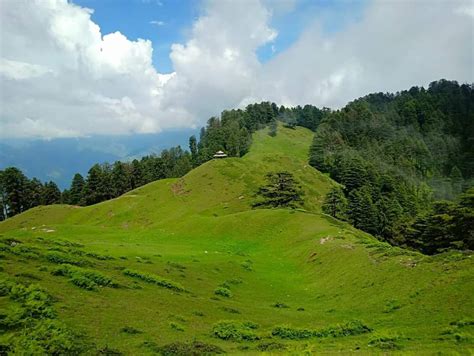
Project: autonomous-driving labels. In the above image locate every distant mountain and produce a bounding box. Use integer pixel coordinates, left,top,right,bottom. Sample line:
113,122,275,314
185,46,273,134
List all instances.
0,129,196,189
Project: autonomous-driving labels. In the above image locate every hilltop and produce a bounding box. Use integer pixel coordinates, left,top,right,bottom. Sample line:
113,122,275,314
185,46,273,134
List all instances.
1,125,473,354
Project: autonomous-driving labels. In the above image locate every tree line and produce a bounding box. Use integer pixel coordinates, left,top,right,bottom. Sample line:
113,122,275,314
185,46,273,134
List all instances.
315,79,473,254
1,101,324,220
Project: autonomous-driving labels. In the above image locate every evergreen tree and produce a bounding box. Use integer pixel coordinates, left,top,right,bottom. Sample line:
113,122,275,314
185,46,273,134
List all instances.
28,178,44,208
82,164,107,205
130,159,144,189
42,181,61,205
111,161,130,197
253,172,303,208
268,119,277,137
189,135,198,167
322,186,348,220
69,173,85,205
0,167,29,217
348,188,378,235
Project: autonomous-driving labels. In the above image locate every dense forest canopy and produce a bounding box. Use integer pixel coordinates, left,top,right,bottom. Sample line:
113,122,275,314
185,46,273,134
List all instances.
311,79,473,253
1,79,472,255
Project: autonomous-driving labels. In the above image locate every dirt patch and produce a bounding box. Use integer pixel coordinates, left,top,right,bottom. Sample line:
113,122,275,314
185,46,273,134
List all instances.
320,236,333,244
171,179,191,196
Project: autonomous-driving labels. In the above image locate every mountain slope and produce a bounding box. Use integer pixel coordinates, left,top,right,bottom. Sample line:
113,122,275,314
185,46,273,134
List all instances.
1,125,473,354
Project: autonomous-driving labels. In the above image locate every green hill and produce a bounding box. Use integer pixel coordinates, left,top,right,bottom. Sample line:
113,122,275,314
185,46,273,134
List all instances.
1,125,473,354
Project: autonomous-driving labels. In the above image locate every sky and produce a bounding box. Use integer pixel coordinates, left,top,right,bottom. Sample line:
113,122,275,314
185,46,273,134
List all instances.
0,0,473,139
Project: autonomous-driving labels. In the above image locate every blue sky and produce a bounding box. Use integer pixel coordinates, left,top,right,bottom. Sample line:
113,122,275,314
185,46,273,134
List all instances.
74,0,368,72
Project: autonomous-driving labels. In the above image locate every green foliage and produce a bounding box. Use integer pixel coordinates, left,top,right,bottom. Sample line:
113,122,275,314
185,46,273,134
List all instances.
272,320,372,340
272,302,290,308
368,333,401,350
45,251,85,266
322,186,348,220
169,321,185,331
51,264,117,291
122,268,185,292
156,341,224,355
406,188,474,254
257,342,287,351
120,326,143,334
253,172,303,208
10,319,89,354
310,80,474,253
214,287,232,298
0,280,89,354
212,320,260,341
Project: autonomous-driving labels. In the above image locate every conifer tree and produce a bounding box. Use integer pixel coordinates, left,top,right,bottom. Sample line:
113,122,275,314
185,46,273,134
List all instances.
322,186,348,220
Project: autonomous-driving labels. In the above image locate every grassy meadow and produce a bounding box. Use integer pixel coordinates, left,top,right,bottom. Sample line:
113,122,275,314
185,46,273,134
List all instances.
1,125,473,354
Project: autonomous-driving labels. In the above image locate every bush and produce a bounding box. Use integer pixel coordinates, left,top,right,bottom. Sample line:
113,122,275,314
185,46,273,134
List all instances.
157,341,224,355
271,326,314,340
45,252,85,266
272,302,289,308
241,260,253,271
10,319,90,355
120,326,142,334
169,322,185,331
52,264,117,291
272,320,372,340
212,320,260,341
214,287,232,298
257,342,287,351
122,269,186,292
368,333,401,350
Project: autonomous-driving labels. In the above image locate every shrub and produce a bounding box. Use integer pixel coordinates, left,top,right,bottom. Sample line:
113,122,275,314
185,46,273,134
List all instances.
10,319,90,355
221,306,240,314
122,269,185,292
241,260,253,271
120,326,142,334
45,252,85,266
368,333,401,350
271,326,314,340
169,322,185,331
157,341,224,355
52,264,117,291
212,320,260,341
272,320,372,340
214,287,232,298
450,318,474,327
272,302,289,308
257,342,287,351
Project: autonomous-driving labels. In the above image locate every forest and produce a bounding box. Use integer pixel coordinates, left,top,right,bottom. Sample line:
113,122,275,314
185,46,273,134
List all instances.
1,80,472,255
312,80,473,254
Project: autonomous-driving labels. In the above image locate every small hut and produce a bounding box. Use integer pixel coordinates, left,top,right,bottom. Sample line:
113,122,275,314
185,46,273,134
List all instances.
213,150,228,159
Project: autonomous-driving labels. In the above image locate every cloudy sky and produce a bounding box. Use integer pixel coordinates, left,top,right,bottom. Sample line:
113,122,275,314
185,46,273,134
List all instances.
0,0,473,139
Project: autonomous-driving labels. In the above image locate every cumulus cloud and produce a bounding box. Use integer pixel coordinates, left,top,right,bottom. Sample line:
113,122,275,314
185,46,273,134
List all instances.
0,0,472,139
246,0,474,108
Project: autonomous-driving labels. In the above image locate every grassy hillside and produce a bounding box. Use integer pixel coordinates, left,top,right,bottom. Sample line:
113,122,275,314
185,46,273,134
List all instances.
1,125,473,354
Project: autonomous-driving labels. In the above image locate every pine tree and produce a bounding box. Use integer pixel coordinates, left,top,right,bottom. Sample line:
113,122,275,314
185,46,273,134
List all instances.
69,173,85,205
348,187,378,235
253,172,303,208
322,186,348,220
0,167,29,216
42,181,61,205
189,135,198,166
82,164,108,205
111,161,131,197
28,178,44,208
130,159,144,189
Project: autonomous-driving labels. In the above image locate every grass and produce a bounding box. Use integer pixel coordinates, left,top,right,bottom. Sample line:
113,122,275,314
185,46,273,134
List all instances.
0,125,473,353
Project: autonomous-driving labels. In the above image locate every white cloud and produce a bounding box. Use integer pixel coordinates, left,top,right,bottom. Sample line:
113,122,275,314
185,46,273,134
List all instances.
247,0,474,108
0,0,472,139
149,20,165,26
